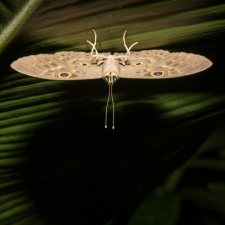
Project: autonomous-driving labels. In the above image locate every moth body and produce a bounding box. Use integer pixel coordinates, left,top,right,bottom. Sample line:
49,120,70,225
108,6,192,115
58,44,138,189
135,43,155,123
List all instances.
100,56,120,85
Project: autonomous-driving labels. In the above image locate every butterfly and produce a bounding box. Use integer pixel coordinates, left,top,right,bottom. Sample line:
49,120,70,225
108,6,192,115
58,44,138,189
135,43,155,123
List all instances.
11,30,212,129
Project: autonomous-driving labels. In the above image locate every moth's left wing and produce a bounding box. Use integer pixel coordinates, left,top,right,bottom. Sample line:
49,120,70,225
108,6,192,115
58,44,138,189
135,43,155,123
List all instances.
114,50,212,79
11,51,110,80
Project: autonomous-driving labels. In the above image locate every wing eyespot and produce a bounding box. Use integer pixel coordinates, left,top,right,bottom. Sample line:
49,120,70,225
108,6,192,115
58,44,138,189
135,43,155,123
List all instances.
58,72,72,78
150,70,165,77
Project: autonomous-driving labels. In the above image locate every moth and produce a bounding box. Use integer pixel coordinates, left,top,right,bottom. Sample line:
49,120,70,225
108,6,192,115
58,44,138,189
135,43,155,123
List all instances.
11,30,212,129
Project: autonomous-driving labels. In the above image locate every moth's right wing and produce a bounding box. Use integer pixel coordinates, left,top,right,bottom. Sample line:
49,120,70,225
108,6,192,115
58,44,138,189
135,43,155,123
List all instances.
114,50,212,79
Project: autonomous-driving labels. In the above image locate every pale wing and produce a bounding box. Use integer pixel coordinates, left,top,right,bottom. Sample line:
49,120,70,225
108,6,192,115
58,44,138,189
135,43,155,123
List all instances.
116,50,212,79
11,51,109,80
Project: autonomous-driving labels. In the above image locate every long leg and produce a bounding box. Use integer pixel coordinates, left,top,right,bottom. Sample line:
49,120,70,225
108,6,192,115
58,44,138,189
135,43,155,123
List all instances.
105,84,115,129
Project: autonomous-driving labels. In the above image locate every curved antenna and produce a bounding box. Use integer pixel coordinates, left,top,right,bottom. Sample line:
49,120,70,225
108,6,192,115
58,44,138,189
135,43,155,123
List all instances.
123,30,138,59
86,29,99,58
105,84,115,129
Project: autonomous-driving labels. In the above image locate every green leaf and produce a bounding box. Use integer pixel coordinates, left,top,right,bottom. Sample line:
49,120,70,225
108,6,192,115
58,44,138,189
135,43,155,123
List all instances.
127,194,180,225
0,0,44,54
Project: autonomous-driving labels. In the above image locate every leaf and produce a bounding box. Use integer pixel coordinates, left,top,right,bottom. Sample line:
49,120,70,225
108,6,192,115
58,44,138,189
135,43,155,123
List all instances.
127,194,180,225
0,0,44,54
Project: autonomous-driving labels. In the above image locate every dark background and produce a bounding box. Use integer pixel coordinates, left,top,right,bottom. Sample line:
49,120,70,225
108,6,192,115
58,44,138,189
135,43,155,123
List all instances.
0,1,225,225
